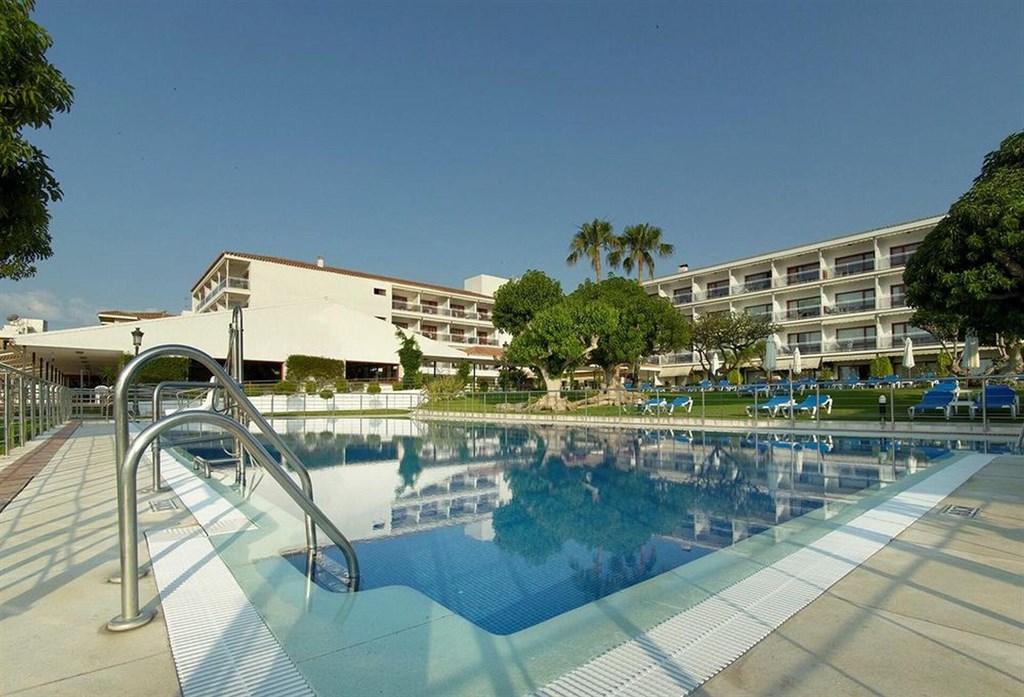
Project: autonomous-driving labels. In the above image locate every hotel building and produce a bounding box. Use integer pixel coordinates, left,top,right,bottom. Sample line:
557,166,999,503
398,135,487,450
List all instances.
644,215,944,381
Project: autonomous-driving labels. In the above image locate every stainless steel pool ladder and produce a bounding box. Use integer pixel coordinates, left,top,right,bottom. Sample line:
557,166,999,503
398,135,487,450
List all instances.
108,343,360,632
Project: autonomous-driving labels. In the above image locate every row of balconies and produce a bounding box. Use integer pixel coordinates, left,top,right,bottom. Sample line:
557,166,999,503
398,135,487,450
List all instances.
650,331,942,366
428,333,501,347
669,254,915,305
392,300,491,321
194,276,250,310
700,295,908,323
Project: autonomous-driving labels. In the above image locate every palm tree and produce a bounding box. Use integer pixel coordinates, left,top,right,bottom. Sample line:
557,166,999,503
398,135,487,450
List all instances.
566,219,616,281
610,223,675,282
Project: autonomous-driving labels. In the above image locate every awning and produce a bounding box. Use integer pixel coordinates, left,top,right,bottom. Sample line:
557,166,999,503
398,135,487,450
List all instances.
660,365,692,378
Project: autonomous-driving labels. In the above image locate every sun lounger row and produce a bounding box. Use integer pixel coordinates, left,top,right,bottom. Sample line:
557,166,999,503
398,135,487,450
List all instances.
744,394,833,418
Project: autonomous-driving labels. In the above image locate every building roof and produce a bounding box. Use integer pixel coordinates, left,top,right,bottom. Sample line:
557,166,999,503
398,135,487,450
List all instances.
191,251,495,300
97,310,175,321
14,299,477,377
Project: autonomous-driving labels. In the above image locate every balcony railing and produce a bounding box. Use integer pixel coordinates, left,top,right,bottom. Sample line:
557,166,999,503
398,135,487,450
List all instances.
831,259,875,277
890,333,941,348
888,251,916,267
785,270,820,286
781,342,822,354
741,278,772,293
831,337,877,352
706,286,730,299
436,334,501,346
785,306,821,320
392,301,491,321
824,300,876,315
196,277,250,309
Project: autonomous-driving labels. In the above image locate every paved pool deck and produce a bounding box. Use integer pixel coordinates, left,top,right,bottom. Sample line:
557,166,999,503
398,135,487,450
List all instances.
0,420,1021,696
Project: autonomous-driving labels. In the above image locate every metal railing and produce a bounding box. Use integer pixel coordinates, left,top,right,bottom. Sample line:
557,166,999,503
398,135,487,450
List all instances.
108,343,360,631
1,364,70,455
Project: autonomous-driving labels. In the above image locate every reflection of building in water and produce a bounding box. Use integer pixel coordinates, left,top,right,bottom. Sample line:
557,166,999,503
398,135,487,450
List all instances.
391,467,504,536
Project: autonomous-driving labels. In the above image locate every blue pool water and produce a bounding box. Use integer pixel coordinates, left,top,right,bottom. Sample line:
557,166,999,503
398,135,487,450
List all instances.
230,422,984,636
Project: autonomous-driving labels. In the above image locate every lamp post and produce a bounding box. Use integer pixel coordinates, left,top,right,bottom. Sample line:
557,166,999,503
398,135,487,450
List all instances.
131,327,144,356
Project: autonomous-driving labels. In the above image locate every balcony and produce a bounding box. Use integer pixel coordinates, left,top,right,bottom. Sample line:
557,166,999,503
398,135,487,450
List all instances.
825,300,876,315
673,291,694,305
890,333,941,348
706,286,730,299
785,306,821,320
784,270,821,286
783,342,822,354
888,251,916,267
741,278,772,293
196,277,249,310
831,259,875,277
832,337,877,352
392,301,490,322
437,333,501,347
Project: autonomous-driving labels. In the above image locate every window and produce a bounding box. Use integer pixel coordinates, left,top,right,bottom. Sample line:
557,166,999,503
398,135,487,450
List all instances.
743,271,771,292
477,331,490,345
393,321,408,329
744,303,772,318
834,251,874,276
889,242,920,267
786,262,820,285
421,300,438,315
787,331,821,353
836,326,876,351
786,296,821,319
450,304,465,318
450,328,465,342
422,325,437,340
673,288,693,304
478,307,490,319
706,279,730,299
890,283,906,307
373,288,387,296
393,295,409,310
832,288,875,314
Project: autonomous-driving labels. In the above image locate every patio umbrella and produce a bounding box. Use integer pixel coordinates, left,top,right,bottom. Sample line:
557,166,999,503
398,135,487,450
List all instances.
903,337,915,378
960,332,980,372
710,351,721,378
788,347,802,407
763,335,778,374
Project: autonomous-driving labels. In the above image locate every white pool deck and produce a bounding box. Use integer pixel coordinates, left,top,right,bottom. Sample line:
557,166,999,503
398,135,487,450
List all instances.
1,420,1021,696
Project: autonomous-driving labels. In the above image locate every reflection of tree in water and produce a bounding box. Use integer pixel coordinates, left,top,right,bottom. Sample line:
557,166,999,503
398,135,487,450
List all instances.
492,430,777,574
396,436,423,493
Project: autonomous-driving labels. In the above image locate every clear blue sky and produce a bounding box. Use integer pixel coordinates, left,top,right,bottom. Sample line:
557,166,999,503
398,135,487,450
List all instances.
4,0,1022,329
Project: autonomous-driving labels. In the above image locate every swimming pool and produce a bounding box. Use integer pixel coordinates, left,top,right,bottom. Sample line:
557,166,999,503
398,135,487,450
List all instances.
193,422,973,622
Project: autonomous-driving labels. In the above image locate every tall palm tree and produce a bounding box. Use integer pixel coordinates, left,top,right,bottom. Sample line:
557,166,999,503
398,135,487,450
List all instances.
566,219,615,281
611,223,675,282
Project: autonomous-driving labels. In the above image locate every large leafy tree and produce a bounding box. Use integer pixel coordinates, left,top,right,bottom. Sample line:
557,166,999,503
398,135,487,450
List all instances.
505,296,617,408
904,131,1024,371
492,269,564,335
609,223,675,282
566,218,616,281
1,0,74,279
691,312,778,376
570,277,689,388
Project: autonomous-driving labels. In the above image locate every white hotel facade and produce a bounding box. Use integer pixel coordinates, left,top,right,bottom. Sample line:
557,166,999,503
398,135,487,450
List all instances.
644,215,944,382
190,252,510,379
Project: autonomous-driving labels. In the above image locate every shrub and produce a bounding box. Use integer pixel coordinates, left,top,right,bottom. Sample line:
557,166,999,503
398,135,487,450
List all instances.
726,368,742,385
425,375,464,401
869,355,893,378
304,380,317,394
818,366,834,381
273,380,297,394
478,380,490,393
284,355,346,386
456,361,472,385
367,381,382,394
319,389,334,400
937,350,954,377
335,378,350,393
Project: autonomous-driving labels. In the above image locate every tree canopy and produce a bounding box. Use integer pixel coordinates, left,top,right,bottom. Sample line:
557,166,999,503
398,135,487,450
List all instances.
1,0,74,279
570,276,689,386
492,269,564,336
690,312,779,376
903,130,1024,370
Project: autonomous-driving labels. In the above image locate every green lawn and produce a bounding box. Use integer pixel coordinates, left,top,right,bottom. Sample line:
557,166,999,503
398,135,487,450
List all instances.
420,387,1024,425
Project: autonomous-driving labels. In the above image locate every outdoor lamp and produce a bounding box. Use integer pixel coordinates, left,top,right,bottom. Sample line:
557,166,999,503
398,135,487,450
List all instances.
131,327,144,356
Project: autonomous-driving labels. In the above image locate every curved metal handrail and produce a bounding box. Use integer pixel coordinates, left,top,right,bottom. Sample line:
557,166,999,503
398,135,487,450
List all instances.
110,344,360,630
108,410,360,631
150,380,224,491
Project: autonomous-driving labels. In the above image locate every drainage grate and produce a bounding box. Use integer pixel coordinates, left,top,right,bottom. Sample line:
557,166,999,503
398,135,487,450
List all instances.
941,504,980,518
149,498,180,512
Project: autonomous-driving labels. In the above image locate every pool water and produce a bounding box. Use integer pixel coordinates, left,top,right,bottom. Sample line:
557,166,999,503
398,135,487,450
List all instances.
224,420,985,637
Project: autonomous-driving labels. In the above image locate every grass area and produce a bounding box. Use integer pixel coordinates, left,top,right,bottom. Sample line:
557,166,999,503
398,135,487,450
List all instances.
420,387,1024,425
